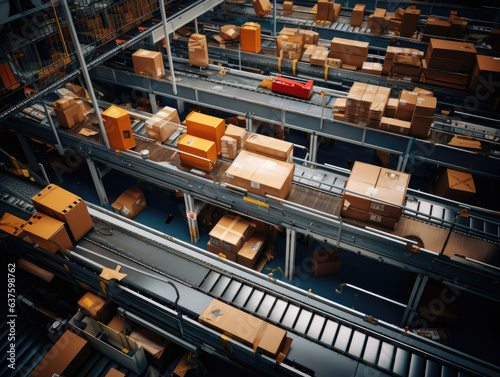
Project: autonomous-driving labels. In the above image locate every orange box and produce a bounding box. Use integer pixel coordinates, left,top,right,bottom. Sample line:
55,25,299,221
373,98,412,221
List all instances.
241,22,261,53
78,292,115,323
32,184,93,243
22,212,73,253
185,111,225,153
178,134,217,171
0,213,27,237
132,49,165,79
101,106,136,150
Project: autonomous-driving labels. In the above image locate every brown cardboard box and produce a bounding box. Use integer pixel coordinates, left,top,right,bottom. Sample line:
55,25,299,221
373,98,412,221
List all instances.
423,66,470,88
171,352,195,377
207,240,237,262
330,37,369,57
32,184,93,243
470,55,500,95
413,87,434,97
22,212,73,253
283,1,293,11
380,116,411,135
334,113,346,121
145,117,178,142
395,7,404,20
188,34,209,66
449,17,468,39
237,233,267,268
329,52,366,69
220,25,239,41
0,213,26,237
341,206,398,229
225,151,295,199
279,27,299,36
302,30,320,45
422,18,450,42
221,136,237,159
28,330,91,377
346,82,367,107
326,57,342,67
312,249,341,277
209,215,255,254
132,49,164,79
332,98,347,113
111,185,147,219
105,369,125,377
129,324,173,370
199,299,288,359
350,161,381,185
362,62,383,75
410,114,432,138
53,97,84,129
277,35,303,58
351,4,365,27
310,48,329,66
224,124,248,150
385,98,398,117
244,133,293,162
414,95,437,117
395,90,419,121
252,0,272,17
186,111,225,154
434,168,476,201
78,292,115,323
241,22,261,53
400,8,420,38
301,45,316,63
426,39,476,73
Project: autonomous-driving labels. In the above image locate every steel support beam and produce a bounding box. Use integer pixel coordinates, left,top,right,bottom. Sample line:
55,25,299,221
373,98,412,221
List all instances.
86,157,108,205
285,228,297,280
400,274,429,328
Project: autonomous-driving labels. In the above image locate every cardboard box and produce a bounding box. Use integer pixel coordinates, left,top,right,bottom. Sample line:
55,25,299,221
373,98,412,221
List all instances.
101,106,136,150
310,48,329,66
400,8,420,38
391,64,421,78
178,134,217,171
395,90,419,121
132,49,164,79
369,8,386,35
426,38,477,72
341,205,398,229
413,87,434,97
351,4,365,27
277,35,303,58
241,22,261,53
237,233,267,268
221,135,237,159
332,98,347,113
346,82,367,107
334,112,346,121
312,249,341,277
423,66,470,87
22,212,73,253
111,185,147,219
199,299,288,359
252,0,272,17
316,0,330,21
78,292,115,323
53,97,84,129
172,352,195,377
333,3,341,21
209,215,254,254
380,116,411,135
279,27,299,36
385,98,398,117
105,369,125,377
0,213,26,237
145,106,180,142
220,25,239,41
329,52,366,69
301,30,319,45
129,324,174,371
470,55,500,95
225,151,295,199
207,240,237,262
422,18,450,42
362,62,383,75
326,57,342,67
414,95,437,117
410,114,432,138
434,168,476,201
283,1,293,11
28,330,91,377
186,111,225,154
350,160,380,185
449,17,468,39
188,33,209,66
244,133,293,162
224,124,248,150
330,37,369,57
32,184,93,243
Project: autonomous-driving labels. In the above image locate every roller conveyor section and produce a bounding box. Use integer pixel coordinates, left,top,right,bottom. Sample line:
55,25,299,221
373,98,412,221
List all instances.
2,187,499,377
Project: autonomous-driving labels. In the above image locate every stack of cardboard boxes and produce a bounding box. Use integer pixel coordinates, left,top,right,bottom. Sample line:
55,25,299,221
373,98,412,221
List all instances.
132,49,165,79
449,11,468,39
145,106,181,143
344,82,391,128
329,37,369,69
188,34,209,66
207,215,255,262
382,46,423,79
53,96,85,129
332,97,347,121
341,161,410,229
423,38,477,90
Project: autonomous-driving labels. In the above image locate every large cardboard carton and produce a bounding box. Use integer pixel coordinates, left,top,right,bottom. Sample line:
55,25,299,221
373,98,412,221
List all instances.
28,330,91,377
199,299,289,359
351,4,365,27
410,114,432,138
426,39,477,73
225,151,295,199
422,17,450,42
434,168,476,201
132,49,164,79
244,133,293,162
111,185,147,219
329,52,366,69
22,212,73,253
414,95,437,117
283,1,293,11
330,37,369,57
369,8,386,35
32,184,93,243
341,206,398,229
53,96,84,129
186,111,225,154
312,249,341,277
220,25,239,41
237,233,267,268
241,22,261,53
129,324,174,371
380,116,411,135
177,134,217,171
188,34,209,66
101,106,136,150
78,292,115,323
400,8,420,38
395,90,419,121
252,0,272,17
221,136,237,159
209,215,254,254
224,124,248,150
0,213,26,237
470,55,500,95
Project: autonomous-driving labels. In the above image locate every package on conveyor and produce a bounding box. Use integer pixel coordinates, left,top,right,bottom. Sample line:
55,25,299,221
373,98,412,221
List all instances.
422,17,451,42
177,134,218,172
368,8,386,35
351,4,365,27
344,82,390,128
0,213,27,238
78,291,115,323
394,89,419,121
101,106,136,150
145,106,181,142
21,212,73,253
244,133,293,162
277,35,303,60
410,95,437,138
32,184,94,243
279,27,299,36
332,98,346,121
341,161,410,229
329,37,369,69
185,111,225,154
132,49,165,79
449,13,468,39
310,47,329,66
240,22,261,53
237,233,267,268
224,124,249,150
111,185,147,219
382,46,423,77
312,249,341,277
434,168,476,201
326,57,342,68
53,96,85,129
399,7,420,38
252,0,272,17
207,215,255,261
301,44,316,63
220,25,239,41
470,55,500,96
188,33,209,66
225,150,294,199
283,1,293,13
362,62,383,75
300,30,320,45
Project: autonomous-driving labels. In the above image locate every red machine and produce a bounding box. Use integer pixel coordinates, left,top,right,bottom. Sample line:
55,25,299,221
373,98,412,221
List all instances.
271,77,314,99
